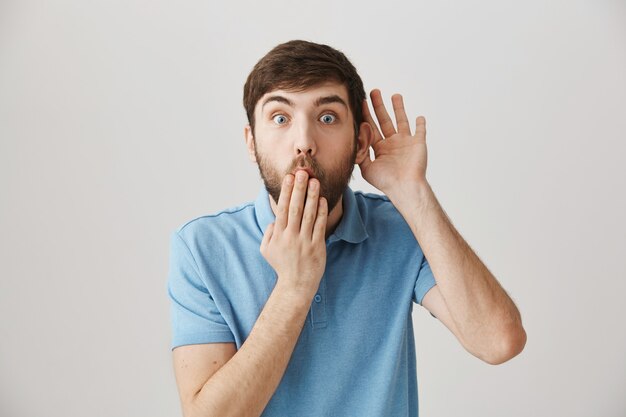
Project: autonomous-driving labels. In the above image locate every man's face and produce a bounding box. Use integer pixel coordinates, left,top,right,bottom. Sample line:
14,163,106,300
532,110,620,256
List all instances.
247,82,358,212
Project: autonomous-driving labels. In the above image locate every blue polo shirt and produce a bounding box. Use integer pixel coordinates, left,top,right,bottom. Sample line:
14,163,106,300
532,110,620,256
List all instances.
168,186,437,417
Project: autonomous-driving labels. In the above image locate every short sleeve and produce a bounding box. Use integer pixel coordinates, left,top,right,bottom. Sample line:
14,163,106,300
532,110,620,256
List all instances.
413,253,437,305
167,231,235,350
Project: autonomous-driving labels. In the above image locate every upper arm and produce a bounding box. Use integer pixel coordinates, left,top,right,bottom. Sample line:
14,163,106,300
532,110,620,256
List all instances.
420,285,465,346
172,342,237,413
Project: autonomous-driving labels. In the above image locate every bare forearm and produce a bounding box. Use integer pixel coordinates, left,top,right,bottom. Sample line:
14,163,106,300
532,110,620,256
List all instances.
189,284,311,417
389,181,525,360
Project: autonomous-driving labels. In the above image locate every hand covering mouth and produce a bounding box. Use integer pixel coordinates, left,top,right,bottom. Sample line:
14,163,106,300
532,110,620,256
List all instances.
291,167,316,178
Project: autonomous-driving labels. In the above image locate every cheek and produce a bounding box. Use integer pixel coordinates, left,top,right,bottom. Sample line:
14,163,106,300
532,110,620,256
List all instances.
257,149,291,175
320,131,355,156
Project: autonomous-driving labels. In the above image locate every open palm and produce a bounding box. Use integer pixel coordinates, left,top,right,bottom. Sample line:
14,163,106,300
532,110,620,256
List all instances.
359,89,428,196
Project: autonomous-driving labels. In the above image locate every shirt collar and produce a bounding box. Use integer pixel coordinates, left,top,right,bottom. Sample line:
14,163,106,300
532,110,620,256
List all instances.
254,186,369,244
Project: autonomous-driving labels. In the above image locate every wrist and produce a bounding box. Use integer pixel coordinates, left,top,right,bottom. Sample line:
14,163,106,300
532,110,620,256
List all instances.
386,179,432,210
273,280,316,309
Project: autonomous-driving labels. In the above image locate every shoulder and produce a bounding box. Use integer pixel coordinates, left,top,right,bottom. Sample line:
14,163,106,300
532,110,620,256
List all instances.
353,190,391,205
174,201,259,246
352,191,401,221
352,190,415,241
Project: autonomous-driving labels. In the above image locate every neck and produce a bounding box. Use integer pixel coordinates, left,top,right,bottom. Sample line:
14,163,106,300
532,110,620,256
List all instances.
268,195,344,240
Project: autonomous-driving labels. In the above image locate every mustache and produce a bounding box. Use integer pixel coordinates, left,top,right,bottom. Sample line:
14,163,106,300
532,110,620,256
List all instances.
288,155,324,179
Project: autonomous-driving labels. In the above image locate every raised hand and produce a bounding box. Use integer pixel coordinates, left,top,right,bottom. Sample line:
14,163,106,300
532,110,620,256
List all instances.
260,171,328,301
359,89,428,198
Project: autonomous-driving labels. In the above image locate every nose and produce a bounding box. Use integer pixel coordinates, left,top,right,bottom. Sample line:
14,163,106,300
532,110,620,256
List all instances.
293,119,316,157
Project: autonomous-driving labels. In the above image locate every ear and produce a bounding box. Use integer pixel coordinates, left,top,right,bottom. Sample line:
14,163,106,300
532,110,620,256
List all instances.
354,122,373,165
244,124,257,163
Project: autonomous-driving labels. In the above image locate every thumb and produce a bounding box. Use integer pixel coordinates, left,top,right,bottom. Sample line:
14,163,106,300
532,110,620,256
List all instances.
260,223,275,253
358,150,373,176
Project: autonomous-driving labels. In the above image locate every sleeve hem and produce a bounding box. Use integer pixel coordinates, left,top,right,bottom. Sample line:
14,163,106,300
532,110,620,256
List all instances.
171,331,236,350
415,280,437,305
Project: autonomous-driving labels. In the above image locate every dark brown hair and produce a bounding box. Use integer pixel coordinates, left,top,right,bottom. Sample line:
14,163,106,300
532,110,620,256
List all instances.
243,40,365,136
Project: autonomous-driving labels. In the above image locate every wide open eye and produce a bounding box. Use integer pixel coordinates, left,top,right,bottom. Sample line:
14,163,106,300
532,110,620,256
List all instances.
319,114,336,124
272,114,288,125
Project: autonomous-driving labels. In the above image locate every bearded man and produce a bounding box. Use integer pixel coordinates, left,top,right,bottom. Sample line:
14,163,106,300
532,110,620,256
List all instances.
167,39,526,417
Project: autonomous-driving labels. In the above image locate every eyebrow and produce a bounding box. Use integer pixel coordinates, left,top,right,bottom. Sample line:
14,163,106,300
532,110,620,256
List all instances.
261,94,348,111
314,95,348,109
261,95,294,110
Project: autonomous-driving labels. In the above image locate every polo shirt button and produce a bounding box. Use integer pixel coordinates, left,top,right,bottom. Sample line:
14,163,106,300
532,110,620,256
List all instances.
314,294,322,303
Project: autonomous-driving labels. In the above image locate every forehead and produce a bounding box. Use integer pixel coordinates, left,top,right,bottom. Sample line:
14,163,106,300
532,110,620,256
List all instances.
256,81,350,112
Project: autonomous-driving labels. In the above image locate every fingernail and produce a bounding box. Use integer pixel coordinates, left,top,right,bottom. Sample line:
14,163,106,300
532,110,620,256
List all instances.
296,171,306,182
285,175,294,185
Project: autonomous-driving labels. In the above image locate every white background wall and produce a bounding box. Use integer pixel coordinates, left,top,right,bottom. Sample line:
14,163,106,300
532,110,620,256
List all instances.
1,0,625,416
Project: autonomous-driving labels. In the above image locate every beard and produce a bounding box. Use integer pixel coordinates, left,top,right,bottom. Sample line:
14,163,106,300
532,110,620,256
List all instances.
254,141,357,213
